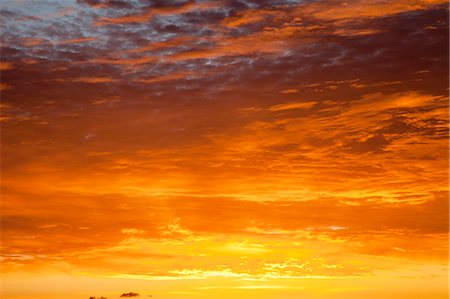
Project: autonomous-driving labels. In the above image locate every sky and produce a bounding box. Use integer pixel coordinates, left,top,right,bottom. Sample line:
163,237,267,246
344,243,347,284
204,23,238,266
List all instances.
0,0,448,298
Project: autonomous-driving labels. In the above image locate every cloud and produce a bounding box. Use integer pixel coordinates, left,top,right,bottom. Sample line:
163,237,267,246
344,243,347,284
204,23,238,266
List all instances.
342,92,445,115
77,0,134,9
0,83,12,91
281,88,299,94
120,292,140,297
83,56,157,65
137,71,193,84
21,37,46,47
0,62,13,70
121,228,145,235
298,0,448,20
268,101,317,111
222,8,275,28
72,77,117,83
127,36,195,54
55,37,97,45
95,1,221,26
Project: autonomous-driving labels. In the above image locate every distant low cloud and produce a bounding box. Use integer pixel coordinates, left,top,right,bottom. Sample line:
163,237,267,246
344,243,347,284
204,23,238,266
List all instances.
121,292,140,297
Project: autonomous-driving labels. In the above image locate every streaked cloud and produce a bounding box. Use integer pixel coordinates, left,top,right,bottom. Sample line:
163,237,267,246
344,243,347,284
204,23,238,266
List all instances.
268,101,317,111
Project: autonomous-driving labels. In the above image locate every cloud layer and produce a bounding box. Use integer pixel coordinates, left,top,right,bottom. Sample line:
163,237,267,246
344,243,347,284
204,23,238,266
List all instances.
0,0,448,298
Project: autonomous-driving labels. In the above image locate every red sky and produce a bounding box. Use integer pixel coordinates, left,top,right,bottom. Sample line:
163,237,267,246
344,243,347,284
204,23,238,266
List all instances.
0,0,448,298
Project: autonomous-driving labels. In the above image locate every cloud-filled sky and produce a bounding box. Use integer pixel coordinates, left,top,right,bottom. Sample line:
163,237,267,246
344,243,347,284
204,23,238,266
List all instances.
0,0,448,298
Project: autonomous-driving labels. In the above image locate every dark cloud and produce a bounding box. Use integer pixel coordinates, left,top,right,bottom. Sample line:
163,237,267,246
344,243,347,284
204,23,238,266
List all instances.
120,292,140,297
345,134,390,154
77,0,135,9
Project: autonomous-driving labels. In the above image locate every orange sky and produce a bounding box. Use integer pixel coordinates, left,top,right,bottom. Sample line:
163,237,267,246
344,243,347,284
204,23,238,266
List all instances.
0,0,449,298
